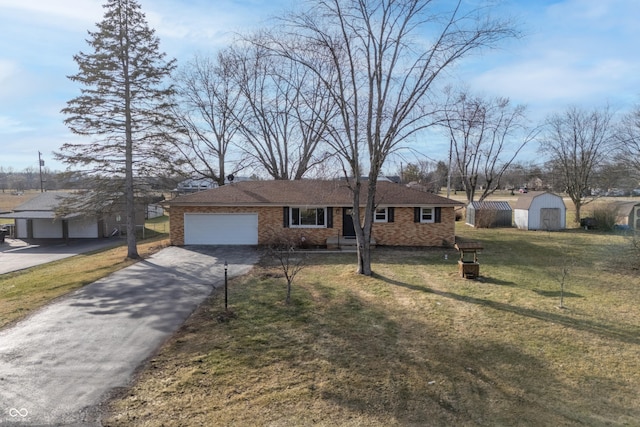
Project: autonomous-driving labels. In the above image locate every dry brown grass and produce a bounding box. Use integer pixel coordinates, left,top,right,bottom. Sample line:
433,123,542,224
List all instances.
0,190,39,210
103,225,640,426
0,190,40,223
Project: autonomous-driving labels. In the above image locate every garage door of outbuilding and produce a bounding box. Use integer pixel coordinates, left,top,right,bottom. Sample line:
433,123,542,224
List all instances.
184,213,258,245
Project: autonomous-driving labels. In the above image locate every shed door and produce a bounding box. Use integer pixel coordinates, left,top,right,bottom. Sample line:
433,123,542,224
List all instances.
184,213,258,245
635,206,640,229
541,208,560,230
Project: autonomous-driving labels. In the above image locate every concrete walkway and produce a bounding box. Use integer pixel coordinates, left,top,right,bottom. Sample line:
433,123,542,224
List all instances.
0,245,259,426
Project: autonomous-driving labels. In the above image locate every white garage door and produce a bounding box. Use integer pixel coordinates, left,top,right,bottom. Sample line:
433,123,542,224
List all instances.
68,217,99,238
184,213,258,245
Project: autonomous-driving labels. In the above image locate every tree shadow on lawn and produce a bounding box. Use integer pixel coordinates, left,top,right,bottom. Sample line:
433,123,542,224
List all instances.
374,274,640,346
68,246,258,334
533,289,583,298
476,276,521,287
311,283,623,426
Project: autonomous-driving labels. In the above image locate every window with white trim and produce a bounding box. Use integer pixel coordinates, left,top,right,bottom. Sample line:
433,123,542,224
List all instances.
374,207,388,222
420,207,434,223
290,207,326,228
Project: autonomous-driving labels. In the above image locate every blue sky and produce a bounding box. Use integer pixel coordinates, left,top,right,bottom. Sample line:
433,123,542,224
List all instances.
1,0,639,172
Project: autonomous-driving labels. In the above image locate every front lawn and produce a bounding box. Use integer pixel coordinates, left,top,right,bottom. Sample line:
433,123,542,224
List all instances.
103,225,640,426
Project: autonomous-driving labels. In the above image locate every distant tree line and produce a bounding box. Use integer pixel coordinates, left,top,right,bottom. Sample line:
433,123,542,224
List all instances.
0,166,180,194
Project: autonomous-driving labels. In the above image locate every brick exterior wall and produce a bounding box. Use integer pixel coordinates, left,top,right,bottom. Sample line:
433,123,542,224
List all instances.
372,207,456,247
169,205,456,247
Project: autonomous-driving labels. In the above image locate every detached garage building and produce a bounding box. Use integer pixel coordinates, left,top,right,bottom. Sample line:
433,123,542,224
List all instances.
514,191,566,231
0,192,144,239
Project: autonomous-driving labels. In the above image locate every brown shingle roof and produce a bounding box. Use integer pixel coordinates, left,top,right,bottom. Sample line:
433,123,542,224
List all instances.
168,180,464,207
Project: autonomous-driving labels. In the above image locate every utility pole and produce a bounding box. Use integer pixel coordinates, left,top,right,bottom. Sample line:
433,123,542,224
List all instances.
38,151,45,192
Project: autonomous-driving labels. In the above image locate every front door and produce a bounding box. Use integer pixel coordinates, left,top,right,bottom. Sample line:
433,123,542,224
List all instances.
342,208,356,238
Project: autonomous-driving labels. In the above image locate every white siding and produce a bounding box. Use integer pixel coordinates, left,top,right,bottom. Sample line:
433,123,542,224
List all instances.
529,193,566,230
15,219,28,239
516,193,566,230
514,210,529,230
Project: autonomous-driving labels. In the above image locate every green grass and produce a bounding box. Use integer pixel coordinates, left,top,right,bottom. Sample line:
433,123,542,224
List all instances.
103,224,640,426
143,215,170,235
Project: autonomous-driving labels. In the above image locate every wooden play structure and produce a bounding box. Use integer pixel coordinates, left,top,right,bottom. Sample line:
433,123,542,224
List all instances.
454,242,483,279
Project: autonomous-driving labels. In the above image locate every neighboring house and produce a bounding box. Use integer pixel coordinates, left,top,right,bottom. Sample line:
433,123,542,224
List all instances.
514,191,566,231
611,201,640,230
0,192,145,239
175,178,218,194
526,177,544,191
466,201,512,228
166,180,464,247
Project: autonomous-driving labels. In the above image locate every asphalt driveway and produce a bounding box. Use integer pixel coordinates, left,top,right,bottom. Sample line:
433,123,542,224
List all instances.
0,238,124,275
0,245,259,425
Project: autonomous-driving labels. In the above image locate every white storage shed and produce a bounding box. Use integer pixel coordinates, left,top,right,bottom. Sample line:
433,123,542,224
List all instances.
514,191,566,231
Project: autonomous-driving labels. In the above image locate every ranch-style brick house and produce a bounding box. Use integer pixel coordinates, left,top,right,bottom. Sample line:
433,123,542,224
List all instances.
166,180,464,247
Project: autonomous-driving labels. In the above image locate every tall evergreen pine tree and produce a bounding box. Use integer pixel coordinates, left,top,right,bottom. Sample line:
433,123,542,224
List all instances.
58,0,177,259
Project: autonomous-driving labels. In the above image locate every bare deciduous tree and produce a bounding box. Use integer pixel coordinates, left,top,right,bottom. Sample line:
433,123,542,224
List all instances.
540,106,615,223
615,103,640,181
267,236,308,305
230,40,336,180
172,52,243,186
440,87,536,203
267,0,517,274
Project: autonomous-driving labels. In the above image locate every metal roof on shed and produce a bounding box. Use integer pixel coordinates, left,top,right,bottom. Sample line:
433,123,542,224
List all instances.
467,201,512,211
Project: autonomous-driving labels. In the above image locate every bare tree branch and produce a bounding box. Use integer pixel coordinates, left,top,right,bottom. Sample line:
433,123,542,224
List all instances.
263,0,518,274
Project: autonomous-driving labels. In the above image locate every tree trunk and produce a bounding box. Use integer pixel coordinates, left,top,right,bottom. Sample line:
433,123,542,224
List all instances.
352,178,376,276
574,200,581,225
124,67,139,260
356,240,372,276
